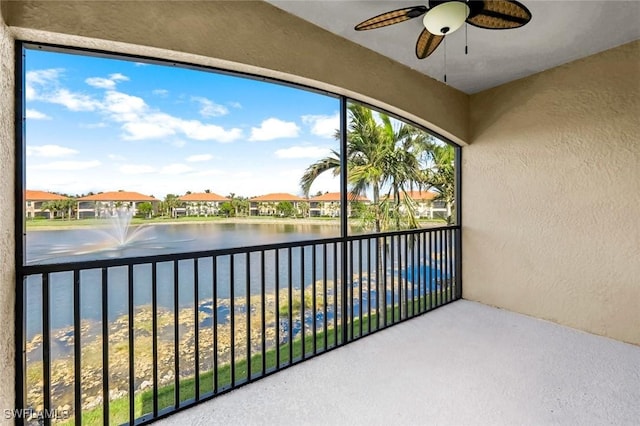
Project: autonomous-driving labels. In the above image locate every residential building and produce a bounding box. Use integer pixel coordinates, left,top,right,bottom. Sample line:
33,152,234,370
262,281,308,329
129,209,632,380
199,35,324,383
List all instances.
76,191,160,218
24,190,70,219
404,190,447,219
249,193,307,216
308,192,369,217
178,192,229,217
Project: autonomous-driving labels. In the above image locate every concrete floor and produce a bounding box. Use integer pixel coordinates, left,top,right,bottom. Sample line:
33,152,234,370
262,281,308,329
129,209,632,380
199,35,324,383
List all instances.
157,300,640,425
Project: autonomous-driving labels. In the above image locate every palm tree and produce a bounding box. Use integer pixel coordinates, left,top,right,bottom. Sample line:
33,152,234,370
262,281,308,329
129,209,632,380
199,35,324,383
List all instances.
301,103,430,232
421,143,456,224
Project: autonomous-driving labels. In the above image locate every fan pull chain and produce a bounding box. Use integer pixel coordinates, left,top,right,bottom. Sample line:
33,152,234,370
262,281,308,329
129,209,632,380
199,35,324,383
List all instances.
465,23,468,54
444,37,447,83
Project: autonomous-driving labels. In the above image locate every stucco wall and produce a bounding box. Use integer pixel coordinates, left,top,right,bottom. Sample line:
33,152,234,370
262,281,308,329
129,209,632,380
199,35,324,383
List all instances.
2,0,468,145
463,41,640,344
0,1,15,421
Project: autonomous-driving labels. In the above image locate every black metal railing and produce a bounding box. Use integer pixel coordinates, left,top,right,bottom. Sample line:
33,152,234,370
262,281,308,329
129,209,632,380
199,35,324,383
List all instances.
18,225,460,425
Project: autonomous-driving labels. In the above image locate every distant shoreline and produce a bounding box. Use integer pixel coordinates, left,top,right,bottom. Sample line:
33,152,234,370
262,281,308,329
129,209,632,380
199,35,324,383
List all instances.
25,216,343,231
26,216,446,231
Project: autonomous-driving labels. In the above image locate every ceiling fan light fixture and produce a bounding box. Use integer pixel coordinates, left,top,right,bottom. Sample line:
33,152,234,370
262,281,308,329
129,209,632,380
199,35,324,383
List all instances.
423,1,470,35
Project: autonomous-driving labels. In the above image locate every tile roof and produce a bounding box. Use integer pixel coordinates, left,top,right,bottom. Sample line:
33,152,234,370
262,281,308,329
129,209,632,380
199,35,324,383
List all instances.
179,192,229,202
25,190,69,201
77,191,159,202
250,192,306,202
309,192,370,202
381,190,439,202
404,190,438,201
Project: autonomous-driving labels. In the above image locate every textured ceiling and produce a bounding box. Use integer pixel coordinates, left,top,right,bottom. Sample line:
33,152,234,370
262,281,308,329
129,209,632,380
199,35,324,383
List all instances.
269,1,640,94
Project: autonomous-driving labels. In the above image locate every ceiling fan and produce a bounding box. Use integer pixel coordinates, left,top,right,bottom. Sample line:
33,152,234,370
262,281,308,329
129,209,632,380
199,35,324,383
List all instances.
355,0,532,59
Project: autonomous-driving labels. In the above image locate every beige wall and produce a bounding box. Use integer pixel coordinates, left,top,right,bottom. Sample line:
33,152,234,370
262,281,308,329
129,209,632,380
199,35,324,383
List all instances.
463,41,640,345
0,2,15,421
2,0,468,144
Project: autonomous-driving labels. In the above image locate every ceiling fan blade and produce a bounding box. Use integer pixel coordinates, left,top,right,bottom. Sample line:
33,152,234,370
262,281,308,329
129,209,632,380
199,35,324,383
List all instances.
415,28,444,59
355,6,427,31
466,0,532,29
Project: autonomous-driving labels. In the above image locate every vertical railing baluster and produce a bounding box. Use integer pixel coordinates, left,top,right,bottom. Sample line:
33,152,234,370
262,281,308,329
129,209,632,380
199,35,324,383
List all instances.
375,237,380,330
442,230,447,303
429,232,434,310
455,227,463,300
301,246,306,359
403,234,409,317
367,237,371,333
349,240,354,339
333,242,338,347
261,250,266,375
323,243,328,351
312,244,317,355
417,233,422,314
358,239,363,337
128,265,135,423
439,230,444,307
42,273,51,426
287,247,293,365
275,249,280,368
390,236,395,323
73,270,81,426
415,233,419,314
194,259,200,400
246,253,251,381
173,260,180,406
101,268,109,426
443,229,448,304
450,229,455,302
424,232,428,310
383,236,388,327
152,263,158,416
230,255,235,386
446,229,451,303
212,256,218,394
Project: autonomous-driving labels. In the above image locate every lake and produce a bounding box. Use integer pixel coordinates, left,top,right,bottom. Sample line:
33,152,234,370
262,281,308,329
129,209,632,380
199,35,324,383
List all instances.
24,222,444,339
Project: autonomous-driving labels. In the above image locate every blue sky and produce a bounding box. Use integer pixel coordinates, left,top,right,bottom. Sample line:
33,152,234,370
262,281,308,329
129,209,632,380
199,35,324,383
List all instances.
25,48,341,199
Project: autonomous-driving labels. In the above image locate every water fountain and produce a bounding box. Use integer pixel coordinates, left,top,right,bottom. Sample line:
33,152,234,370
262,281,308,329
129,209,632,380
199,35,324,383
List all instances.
101,207,154,249
26,207,158,264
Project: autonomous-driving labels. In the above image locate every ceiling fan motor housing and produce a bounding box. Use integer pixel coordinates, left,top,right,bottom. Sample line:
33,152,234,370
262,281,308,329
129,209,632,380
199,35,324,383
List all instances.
424,0,471,35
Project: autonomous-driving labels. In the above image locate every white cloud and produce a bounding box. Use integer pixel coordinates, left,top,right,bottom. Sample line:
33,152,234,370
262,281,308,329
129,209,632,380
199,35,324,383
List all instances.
27,144,78,158
186,154,213,162
228,101,242,109
25,68,63,100
48,88,101,111
31,160,101,171
161,163,193,174
25,109,51,120
122,121,175,140
302,113,340,139
109,73,129,82
26,69,243,143
119,164,155,174
175,119,242,142
152,89,169,96
108,154,126,161
104,91,147,120
274,145,332,159
249,118,300,141
192,96,229,117
86,73,128,89
85,77,116,89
